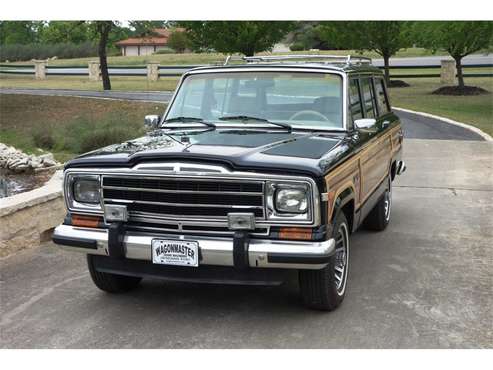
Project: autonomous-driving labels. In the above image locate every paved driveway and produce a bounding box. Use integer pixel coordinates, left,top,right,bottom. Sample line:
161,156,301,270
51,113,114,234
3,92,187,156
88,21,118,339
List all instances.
1,139,491,348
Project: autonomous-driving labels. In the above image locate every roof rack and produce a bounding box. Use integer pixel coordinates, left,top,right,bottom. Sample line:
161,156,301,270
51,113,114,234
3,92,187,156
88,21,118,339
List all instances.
223,54,372,66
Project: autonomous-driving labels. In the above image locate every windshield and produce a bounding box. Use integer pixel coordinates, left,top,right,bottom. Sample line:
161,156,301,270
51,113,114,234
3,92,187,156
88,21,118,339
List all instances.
166,71,344,130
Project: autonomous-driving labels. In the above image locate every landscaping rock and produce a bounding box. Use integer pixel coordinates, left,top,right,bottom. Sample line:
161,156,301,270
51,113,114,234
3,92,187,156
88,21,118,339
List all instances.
0,143,60,173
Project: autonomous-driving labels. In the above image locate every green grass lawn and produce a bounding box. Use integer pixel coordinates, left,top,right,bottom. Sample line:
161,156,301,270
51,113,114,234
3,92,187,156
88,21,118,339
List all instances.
388,77,493,136
0,94,166,162
0,74,180,91
2,47,448,67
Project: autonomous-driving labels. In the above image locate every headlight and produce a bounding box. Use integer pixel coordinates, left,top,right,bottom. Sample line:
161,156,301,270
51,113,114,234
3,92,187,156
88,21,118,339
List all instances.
65,173,102,213
275,188,308,214
73,178,100,204
265,181,315,223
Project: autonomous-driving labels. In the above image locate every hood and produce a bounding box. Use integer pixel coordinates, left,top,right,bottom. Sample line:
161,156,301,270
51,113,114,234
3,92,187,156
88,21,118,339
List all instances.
66,128,353,177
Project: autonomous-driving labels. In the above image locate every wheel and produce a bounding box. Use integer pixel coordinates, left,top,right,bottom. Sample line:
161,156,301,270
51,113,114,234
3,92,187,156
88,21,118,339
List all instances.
364,178,392,231
299,212,350,311
87,255,142,293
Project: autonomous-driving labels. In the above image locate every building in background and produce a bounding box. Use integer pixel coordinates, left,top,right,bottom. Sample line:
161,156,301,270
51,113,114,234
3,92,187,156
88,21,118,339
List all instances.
115,28,184,56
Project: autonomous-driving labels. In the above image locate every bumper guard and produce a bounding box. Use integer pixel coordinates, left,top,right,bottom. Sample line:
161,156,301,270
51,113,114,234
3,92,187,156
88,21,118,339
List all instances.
52,225,335,270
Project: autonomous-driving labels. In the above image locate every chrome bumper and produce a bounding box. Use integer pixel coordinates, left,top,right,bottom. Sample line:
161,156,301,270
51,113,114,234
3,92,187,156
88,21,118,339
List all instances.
52,225,335,270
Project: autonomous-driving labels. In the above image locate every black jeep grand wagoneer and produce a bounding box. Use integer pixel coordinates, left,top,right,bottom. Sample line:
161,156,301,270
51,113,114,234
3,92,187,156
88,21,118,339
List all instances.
53,55,406,311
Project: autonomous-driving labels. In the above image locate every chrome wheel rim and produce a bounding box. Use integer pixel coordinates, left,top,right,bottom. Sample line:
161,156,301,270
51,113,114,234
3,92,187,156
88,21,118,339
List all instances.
334,223,349,296
384,185,392,222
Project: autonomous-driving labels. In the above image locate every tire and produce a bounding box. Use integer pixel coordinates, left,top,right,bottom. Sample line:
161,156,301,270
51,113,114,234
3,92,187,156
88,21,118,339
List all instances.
299,212,350,311
364,178,392,231
87,255,142,293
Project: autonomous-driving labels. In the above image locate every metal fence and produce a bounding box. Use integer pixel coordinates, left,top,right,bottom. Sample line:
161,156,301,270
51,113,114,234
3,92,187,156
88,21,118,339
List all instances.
0,64,200,77
1,63,492,78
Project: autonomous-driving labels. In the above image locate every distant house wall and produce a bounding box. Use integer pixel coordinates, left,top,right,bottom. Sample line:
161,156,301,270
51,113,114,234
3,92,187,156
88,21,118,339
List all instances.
121,45,168,56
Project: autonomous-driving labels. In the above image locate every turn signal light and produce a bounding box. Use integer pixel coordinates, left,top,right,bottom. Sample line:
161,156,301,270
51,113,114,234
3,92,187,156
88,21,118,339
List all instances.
279,227,313,240
71,214,101,228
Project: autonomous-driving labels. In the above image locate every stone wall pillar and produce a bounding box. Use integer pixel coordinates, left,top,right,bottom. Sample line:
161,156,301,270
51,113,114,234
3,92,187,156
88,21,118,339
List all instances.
147,62,160,82
33,60,46,80
441,60,456,85
88,61,101,81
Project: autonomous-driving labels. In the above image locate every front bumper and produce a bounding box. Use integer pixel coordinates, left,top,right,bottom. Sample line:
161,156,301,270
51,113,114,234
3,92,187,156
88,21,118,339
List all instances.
52,225,335,270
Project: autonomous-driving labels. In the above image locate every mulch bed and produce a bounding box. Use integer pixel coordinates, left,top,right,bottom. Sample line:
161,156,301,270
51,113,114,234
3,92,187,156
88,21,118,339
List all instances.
432,86,490,96
388,80,410,88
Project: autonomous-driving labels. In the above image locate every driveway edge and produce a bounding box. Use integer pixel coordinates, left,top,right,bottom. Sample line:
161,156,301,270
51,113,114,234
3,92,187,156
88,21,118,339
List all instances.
392,106,492,142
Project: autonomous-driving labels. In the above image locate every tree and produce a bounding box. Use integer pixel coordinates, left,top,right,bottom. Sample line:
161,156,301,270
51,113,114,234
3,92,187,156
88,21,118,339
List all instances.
167,31,189,53
39,21,91,44
0,21,38,45
317,21,413,84
129,21,167,37
180,21,294,56
92,21,114,90
88,21,155,90
416,21,493,89
290,22,331,51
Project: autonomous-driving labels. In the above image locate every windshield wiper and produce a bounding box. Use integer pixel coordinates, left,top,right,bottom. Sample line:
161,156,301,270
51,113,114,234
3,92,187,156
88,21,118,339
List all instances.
162,116,216,128
219,115,292,132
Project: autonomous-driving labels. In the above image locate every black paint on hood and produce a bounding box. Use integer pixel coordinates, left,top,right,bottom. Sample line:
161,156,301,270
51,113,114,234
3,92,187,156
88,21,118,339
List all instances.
66,128,353,177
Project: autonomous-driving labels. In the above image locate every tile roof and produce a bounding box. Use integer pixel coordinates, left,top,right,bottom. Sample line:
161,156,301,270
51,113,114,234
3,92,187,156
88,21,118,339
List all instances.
115,28,185,47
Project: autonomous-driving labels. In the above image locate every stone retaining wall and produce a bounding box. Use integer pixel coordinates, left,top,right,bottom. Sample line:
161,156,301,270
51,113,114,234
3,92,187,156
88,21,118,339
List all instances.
0,171,65,257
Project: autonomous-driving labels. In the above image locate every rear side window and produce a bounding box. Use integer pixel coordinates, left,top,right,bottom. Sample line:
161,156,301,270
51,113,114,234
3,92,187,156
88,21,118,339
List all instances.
349,79,363,122
374,77,390,115
360,78,376,118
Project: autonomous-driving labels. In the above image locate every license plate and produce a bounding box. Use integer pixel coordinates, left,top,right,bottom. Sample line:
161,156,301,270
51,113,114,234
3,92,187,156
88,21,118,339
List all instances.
151,239,199,267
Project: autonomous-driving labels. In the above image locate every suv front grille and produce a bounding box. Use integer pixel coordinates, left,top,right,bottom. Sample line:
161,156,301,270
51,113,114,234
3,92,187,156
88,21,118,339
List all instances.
102,175,265,220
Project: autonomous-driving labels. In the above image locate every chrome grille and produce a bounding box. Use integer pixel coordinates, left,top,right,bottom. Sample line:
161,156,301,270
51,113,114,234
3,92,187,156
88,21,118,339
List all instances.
101,175,265,221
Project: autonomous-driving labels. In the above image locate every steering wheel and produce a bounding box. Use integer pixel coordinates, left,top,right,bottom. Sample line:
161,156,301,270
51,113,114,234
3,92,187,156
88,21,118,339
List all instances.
289,110,329,121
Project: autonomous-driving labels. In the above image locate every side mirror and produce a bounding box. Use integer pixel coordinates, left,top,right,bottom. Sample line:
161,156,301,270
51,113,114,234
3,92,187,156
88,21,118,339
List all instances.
354,118,376,130
144,115,161,130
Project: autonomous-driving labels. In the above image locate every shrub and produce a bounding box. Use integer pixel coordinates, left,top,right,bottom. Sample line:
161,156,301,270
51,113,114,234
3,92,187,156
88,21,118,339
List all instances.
167,32,190,53
0,41,98,62
289,43,305,51
78,127,139,153
32,126,55,150
154,48,175,55
58,114,145,154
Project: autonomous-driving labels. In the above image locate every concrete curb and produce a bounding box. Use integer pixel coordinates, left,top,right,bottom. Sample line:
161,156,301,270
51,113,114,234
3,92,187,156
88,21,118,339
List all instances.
393,106,493,142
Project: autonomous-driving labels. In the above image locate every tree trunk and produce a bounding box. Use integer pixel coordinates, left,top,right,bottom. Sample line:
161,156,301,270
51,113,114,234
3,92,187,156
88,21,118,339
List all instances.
383,54,390,85
97,22,112,91
242,46,255,57
455,56,464,89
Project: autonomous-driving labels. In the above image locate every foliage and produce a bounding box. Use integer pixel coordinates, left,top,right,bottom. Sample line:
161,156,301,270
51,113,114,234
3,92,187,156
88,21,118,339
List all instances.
167,31,190,53
1,94,161,161
0,41,97,61
0,21,40,44
128,21,167,37
38,21,91,44
32,126,55,150
180,21,295,56
290,22,331,50
289,43,305,51
317,21,413,83
413,21,493,88
154,48,175,55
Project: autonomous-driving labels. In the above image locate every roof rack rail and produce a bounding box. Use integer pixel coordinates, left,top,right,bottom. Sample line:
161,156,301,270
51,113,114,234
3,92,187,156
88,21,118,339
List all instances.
223,54,372,66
